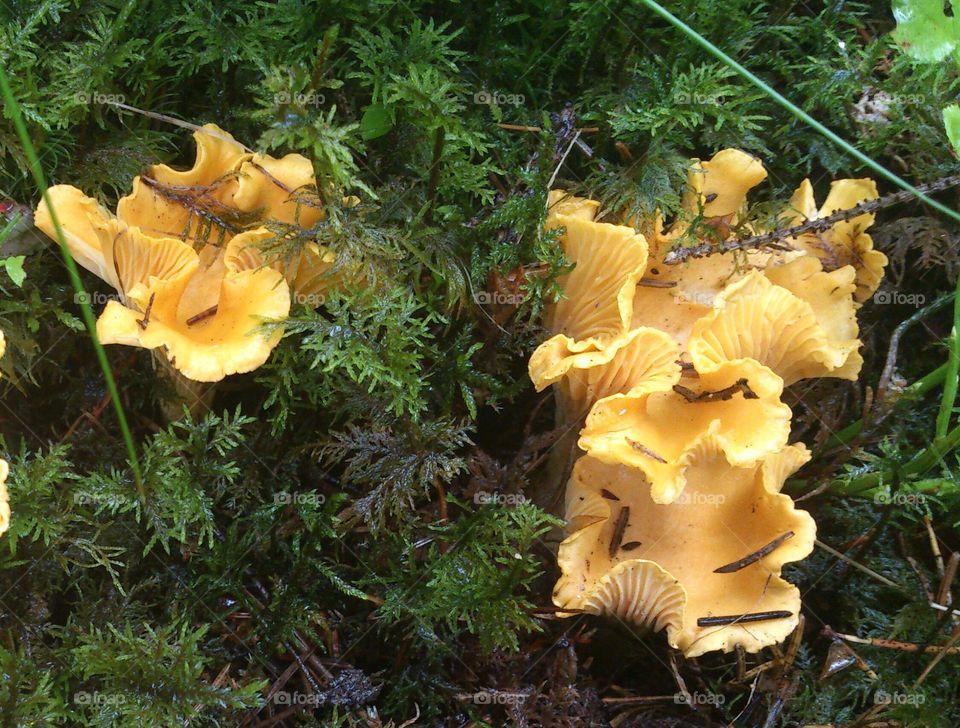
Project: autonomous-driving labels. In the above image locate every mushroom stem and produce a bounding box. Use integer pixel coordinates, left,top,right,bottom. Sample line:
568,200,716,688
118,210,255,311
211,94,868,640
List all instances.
153,350,217,422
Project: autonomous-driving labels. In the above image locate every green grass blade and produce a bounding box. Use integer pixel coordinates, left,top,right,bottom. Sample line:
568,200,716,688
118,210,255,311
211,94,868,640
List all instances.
637,0,960,225
936,273,960,438
0,67,145,500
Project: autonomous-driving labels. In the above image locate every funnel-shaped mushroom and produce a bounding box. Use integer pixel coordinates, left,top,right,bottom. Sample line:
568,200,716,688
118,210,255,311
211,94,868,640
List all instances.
681,148,767,222
547,190,600,223
554,444,815,657
118,124,252,244
96,228,289,382
529,327,681,418
578,359,790,504
784,179,887,302
530,217,649,397
235,153,324,227
689,265,862,385
36,187,289,382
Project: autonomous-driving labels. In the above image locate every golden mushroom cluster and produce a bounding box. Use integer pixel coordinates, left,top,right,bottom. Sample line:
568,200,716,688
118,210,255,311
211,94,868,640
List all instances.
34,124,344,383
532,149,886,657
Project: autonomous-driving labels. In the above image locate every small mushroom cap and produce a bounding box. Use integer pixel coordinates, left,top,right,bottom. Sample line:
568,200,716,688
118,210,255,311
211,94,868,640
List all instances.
689,266,862,385
544,215,649,342
633,245,788,348
579,358,791,503
0,458,8,537
682,148,768,220
35,185,123,290
529,327,681,416
97,228,290,382
784,179,887,302
554,445,815,657
235,153,324,228
547,189,600,223
117,124,251,242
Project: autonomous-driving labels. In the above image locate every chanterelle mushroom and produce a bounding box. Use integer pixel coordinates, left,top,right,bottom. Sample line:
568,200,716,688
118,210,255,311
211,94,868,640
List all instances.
34,124,349,382
783,178,887,303
688,265,862,386
529,148,884,657
36,185,289,382
579,358,791,504
528,216,648,411
554,444,816,657
0,458,8,537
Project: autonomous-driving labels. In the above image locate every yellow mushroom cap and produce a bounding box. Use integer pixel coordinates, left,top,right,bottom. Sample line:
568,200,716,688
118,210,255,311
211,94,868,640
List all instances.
34,140,296,382
547,189,600,224
579,358,791,504
544,215,649,341
0,458,8,537
117,124,251,242
784,179,887,303
554,444,815,657
97,228,289,382
682,148,768,220
689,265,862,385
529,327,681,418
235,152,324,228
35,185,124,290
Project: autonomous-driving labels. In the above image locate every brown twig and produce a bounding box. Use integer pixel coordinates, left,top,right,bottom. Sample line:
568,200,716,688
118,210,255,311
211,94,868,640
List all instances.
673,378,757,403
663,173,960,264
497,123,599,133
831,631,960,654
714,532,795,573
697,610,793,627
625,438,667,463
608,506,630,557
186,305,218,326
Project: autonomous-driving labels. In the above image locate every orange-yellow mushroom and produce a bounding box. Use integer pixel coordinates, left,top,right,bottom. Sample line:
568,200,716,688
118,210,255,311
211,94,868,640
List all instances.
554,444,816,657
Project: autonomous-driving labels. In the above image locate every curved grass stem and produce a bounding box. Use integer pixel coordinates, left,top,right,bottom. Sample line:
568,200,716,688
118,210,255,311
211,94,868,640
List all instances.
636,0,960,225
935,274,960,438
0,67,145,501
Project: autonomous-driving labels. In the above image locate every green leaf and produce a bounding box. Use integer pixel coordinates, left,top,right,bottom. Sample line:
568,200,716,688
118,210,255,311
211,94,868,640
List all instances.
892,0,960,63
359,103,393,140
944,104,960,155
1,255,26,286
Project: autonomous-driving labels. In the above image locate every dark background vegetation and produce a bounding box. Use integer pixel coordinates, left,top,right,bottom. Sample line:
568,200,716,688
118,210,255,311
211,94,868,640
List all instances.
1,0,959,725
